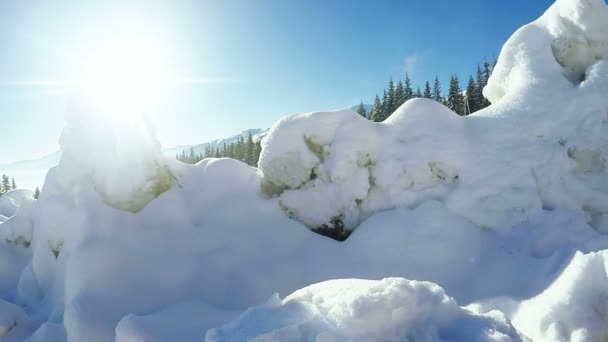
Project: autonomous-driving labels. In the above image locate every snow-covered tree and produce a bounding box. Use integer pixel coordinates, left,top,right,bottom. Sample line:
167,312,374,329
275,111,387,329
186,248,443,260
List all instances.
356,101,367,118
370,94,382,122
447,75,465,115
423,81,432,99
433,76,443,104
1,175,10,193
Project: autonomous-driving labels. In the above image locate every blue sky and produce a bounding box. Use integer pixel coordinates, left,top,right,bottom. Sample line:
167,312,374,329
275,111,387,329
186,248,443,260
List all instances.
0,0,553,163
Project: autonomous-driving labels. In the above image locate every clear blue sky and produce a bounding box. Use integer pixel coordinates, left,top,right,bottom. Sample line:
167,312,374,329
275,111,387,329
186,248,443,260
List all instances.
0,0,553,163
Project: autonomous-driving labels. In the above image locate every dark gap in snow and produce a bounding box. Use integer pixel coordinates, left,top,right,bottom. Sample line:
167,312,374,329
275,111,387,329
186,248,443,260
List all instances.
312,217,351,241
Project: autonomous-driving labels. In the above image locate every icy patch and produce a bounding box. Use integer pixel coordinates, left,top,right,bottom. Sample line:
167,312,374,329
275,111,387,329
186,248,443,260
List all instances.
205,278,525,342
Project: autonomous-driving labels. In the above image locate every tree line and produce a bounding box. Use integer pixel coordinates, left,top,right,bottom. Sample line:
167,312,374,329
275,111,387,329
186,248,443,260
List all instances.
0,175,17,195
0,175,40,199
177,133,262,167
356,59,496,120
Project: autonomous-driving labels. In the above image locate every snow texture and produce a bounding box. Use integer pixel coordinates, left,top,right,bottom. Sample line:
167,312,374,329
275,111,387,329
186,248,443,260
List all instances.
0,0,607,341
206,278,525,342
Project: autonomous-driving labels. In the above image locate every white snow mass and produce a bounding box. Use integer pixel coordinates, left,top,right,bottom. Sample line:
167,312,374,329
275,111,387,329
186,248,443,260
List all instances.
0,0,607,341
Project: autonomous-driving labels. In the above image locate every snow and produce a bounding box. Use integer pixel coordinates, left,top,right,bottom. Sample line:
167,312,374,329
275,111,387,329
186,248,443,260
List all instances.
0,0,607,340
511,250,608,341
206,278,524,342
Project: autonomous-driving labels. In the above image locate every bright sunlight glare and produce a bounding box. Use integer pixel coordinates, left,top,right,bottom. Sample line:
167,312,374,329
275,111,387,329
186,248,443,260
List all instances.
77,34,172,115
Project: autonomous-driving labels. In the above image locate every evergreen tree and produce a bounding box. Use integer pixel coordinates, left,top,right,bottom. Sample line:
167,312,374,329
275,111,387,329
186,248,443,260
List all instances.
423,81,432,99
188,148,196,163
395,81,405,108
476,63,491,108
482,60,492,86
403,73,414,101
34,187,40,199
415,87,422,98
386,79,396,114
380,90,389,121
432,76,443,103
356,101,367,118
1,175,10,194
447,75,465,115
370,94,382,122
254,141,262,167
245,133,255,166
465,75,480,114
11,178,16,190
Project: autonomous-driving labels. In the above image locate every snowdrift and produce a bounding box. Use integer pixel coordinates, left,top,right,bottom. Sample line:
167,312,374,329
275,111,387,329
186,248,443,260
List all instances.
206,278,524,342
258,0,608,233
0,0,608,341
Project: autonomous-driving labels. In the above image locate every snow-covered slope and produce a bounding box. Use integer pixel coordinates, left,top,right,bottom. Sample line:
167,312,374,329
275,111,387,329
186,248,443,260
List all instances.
1,0,608,341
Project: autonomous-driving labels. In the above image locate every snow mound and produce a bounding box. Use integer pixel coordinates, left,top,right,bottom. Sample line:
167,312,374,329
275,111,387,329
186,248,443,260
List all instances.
0,189,34,218
485,0,608,101
259,100,467,231
205,278,525,342
512,250,608,341
0,0,608,340
58,100,173,213
258,0,608,234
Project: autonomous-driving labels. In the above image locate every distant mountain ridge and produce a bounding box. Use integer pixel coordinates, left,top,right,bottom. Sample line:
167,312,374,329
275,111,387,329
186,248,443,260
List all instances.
166,128,269,156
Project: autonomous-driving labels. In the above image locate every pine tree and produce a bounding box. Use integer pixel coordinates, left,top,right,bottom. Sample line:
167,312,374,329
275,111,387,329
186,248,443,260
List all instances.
395,80,405,108
386,79,396,114
415,87,422,98
482,60,492,87
447,75,465,115
356,101,367,118
11,178,16,190
370,94,382,122
1,175,10,194
403,73,414,101
188,148,196,163
380,90,389,121
433,76,443,104
423,81,432,99
34,187,40,199
254,141,262,167
245,133,255,166
465,75,479,114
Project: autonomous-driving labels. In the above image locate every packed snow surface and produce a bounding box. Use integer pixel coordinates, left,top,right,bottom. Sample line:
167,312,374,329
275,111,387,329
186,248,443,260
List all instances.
1,0,608,341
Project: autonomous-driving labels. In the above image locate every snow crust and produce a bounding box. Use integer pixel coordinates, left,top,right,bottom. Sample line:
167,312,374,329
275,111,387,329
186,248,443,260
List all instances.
0,0,607,341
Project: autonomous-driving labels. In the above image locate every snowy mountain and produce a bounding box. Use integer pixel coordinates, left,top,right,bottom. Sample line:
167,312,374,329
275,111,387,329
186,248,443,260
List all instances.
165,128,269,157
1,1,608,340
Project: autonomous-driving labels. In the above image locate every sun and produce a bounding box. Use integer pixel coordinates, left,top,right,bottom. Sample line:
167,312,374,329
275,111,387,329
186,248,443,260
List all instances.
77,34,172,115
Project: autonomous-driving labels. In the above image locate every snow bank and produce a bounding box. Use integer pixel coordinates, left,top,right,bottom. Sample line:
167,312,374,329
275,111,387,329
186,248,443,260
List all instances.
0,189,34,219
258,0,608,234
512,251,608,341
58,99,173,212
259,100,468,231
205,278,524,342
